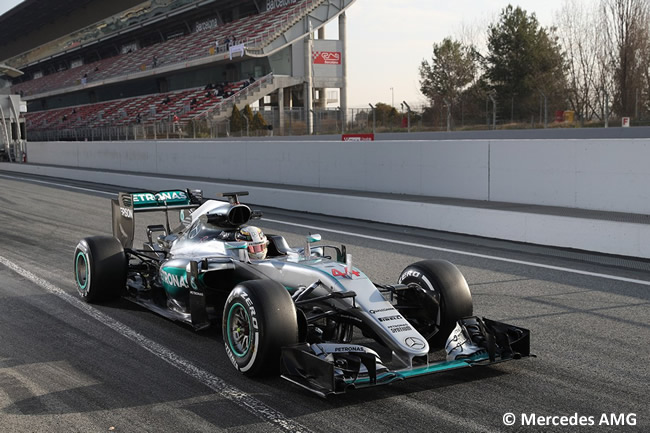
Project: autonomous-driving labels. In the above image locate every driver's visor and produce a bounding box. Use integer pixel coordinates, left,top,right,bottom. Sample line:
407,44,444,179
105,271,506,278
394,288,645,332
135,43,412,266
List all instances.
248,243,265,254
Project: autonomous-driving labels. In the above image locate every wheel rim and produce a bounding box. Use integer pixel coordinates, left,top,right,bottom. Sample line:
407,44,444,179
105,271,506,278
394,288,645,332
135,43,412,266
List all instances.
227,303,251,357
75,251,89,292
398,279,440,340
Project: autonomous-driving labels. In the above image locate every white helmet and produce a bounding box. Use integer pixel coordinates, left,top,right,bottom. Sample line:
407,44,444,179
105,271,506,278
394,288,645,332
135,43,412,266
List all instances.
237,226,268,260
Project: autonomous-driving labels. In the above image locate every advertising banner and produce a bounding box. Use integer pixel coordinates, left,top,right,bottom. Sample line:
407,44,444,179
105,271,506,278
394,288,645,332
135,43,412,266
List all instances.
342,134,374,141
313,51,341,65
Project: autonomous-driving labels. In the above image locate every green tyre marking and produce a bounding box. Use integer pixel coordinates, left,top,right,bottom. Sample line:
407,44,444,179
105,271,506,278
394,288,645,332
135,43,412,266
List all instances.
227,302,251,358
75,251,89,292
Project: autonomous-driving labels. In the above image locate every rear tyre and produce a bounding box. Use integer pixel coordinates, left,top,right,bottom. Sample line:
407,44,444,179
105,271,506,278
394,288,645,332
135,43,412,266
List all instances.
398,260,473,349
74,236,127,303
223,279,298,376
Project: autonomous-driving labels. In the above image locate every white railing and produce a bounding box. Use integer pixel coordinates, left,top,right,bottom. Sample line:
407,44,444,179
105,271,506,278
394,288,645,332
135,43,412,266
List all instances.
195,72,275,121
244,0,323,52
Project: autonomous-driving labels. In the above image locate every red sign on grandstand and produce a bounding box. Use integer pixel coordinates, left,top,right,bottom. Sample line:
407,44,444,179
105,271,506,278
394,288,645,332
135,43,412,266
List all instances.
313,51,341,65
342,134,374,141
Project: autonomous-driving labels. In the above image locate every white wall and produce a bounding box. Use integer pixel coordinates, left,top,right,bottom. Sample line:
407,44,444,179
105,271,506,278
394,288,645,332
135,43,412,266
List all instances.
24,138,650,214
489,139,650,212
3,162,650,259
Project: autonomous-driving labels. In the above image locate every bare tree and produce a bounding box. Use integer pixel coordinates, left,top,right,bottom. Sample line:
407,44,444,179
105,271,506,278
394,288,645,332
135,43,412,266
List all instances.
640,23,650,117
592,7,616,121
600,0,650,117
555,0,601,122
455,17,492,55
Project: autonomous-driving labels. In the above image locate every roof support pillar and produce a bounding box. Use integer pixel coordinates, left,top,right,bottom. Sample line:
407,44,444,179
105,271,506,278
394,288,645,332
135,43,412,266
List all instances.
304,25,313,134
338,11,347,131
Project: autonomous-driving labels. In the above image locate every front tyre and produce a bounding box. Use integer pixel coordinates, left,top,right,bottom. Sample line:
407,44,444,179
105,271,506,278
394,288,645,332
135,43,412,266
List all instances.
398,260,473,349
74,236,127,303
223,280,298,376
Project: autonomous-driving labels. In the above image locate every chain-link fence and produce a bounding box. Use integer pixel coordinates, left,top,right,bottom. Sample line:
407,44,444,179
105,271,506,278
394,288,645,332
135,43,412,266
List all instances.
26,102,646,141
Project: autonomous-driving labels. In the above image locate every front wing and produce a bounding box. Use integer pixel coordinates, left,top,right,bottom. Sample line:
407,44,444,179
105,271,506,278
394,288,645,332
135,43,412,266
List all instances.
280,317,530,397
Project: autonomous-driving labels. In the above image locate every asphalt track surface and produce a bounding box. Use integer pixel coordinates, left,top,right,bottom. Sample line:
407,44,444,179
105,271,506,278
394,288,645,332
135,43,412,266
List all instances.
0,173,648,432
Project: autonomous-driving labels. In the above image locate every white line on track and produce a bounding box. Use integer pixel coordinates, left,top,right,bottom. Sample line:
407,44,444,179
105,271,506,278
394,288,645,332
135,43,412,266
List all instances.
0,173,114,196
262,218,650,287
0,255,312,433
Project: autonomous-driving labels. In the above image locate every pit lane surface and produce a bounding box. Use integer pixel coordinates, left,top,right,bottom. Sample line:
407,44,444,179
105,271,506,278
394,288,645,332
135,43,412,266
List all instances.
0,174,648,432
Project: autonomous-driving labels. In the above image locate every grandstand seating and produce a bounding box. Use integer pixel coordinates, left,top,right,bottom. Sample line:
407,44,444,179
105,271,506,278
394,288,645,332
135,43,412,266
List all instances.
12,0,318,97
24,80,249,131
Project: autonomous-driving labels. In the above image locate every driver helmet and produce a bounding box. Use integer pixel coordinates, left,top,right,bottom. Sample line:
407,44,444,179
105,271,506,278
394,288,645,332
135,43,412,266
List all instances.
236,226,268,260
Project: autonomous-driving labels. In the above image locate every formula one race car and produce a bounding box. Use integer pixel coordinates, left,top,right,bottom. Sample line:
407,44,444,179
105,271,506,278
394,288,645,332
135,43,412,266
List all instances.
73,189,530,396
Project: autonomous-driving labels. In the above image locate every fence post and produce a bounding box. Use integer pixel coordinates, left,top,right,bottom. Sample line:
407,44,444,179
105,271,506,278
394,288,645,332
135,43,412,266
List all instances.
369,103,376,134
488,91,497,130
461,98,464,128
603,92,609,128
403,101,412,133
443,99,450,132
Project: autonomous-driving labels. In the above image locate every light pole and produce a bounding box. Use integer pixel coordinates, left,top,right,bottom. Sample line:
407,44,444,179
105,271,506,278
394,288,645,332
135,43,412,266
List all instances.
390,87,394,107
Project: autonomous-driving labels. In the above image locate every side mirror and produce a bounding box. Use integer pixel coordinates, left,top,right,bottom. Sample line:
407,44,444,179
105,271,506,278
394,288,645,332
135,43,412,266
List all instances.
225,241,248,250
304,234,321,259
306,233,321,243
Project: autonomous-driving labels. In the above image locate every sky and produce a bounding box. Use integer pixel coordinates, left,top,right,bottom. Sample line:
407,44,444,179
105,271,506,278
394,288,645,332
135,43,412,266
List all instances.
340,0,566,108
0,0,567,108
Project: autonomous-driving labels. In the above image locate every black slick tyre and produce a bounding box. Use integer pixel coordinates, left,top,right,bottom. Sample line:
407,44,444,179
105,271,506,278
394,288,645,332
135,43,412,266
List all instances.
398,259,473,349
74,236,127,303
223,279,298,376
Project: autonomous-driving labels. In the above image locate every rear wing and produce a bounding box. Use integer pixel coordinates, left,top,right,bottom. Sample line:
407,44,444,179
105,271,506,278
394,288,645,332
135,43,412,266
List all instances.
111,189,202,248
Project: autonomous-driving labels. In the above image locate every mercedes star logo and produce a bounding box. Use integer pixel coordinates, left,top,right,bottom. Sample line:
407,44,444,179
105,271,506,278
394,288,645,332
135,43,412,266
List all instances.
404,336,426,350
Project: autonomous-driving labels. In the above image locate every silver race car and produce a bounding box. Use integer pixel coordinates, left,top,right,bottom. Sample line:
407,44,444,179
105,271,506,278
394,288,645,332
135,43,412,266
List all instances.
73,189,530,396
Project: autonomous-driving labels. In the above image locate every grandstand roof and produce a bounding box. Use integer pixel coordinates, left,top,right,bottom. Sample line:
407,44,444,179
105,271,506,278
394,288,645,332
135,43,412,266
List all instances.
0,0,143,61
0,63,23,78
0,0,93,41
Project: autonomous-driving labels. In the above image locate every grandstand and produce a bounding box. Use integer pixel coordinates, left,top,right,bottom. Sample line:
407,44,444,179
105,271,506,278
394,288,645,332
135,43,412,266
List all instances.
0,0,356,139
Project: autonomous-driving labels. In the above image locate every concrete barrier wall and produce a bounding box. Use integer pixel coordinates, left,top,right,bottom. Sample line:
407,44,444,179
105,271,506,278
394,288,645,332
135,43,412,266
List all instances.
489,139,650,212
2,162,649,259
24,138,650,214
26,139,491,200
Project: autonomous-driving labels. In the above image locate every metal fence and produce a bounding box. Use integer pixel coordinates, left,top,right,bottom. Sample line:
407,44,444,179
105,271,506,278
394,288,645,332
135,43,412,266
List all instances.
26,103,645,142
27,107,349,141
